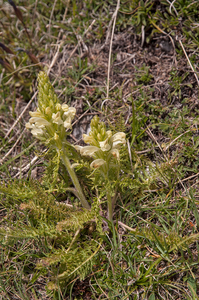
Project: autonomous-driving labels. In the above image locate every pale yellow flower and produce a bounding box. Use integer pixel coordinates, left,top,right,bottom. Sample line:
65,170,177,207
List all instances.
111,132,126,148
74,145,83,152
25,123,45,139
90,159,106,168
110,148,120,159
25,122,33,129
31,127,44,138
74,115,126,171
29,117,51,128
63,107,76,118
63,120,72,129
79,146,99,156
63,107,76,129
99,139,111,151
52,112,63,125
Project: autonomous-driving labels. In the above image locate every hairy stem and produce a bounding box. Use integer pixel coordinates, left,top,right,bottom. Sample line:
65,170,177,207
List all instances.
61,149,90,210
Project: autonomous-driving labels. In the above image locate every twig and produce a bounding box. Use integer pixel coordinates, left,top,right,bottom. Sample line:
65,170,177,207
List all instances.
62,0,71,20
58,242,101,280
163,1,199,87
118,221,136,232
127,139,133,172
47,0,71,79
146,126,187,192
100,8,118,51
146,127,165,157
47,19,95,83
4,91,38,139
0,128,26,163
55,201,73,209
13,148,47,179
178,39,199,86
165,0,178,16
165,129,191,151
64,20,96,68
93,275,109,299
47,40,65,76
180,172,199,183
106,0,120,101
141,25,145,47
47,0,58,36
148,16,176,64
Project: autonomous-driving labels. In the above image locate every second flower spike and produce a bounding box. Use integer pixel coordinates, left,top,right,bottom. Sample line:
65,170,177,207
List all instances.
75,115,126,168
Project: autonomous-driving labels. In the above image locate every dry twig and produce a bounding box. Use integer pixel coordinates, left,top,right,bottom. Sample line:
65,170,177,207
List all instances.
4,91,38,139
106,0,120,101
178,39,199,86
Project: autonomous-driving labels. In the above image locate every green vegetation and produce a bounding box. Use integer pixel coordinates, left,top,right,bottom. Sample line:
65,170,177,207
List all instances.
0,0,199,299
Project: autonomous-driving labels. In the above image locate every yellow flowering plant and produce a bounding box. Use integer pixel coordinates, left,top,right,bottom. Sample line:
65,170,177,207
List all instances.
75,116,126,221
26,72,90,209
26,72,126,221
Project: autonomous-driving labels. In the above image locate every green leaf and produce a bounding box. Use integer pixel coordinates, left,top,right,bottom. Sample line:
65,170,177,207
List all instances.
148,292,155,300
187,276,198,299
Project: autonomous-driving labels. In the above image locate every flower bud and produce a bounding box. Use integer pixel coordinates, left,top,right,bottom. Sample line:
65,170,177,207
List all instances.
97,133,102,141
61,104,69,112
45,107,52,117
83,134,93,144
54,133,62,149
91,115,99,127
55,103,62,111
100,127,106,138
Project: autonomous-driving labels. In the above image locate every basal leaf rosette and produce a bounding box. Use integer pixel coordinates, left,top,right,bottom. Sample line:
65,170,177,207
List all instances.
75,116,126,171
25,72,76,149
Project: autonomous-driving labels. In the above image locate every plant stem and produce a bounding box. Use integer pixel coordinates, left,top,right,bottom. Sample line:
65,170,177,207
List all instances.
107,192,113,222
111,184,118,214
61,149,90,210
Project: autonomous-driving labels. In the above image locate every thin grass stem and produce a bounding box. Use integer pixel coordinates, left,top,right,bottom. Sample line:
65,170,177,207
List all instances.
107,192,113,221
